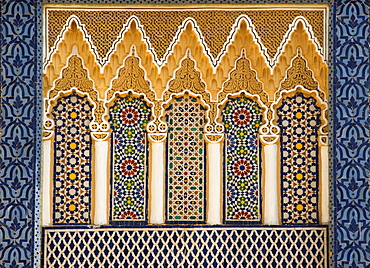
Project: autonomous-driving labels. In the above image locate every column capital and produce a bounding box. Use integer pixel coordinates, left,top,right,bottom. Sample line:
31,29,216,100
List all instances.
91,131,110,142
148,133,167,143
204,133,224,143
260,135,279,145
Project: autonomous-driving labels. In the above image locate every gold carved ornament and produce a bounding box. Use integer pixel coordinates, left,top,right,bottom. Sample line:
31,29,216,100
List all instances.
104,48,164,137
278,49,325,101
49,55,104,125
217,50,277,144
107,50,156,103
162,51,214,124
165,54,207,97
47,10,324,64
273,49,328,136
218,50,269,106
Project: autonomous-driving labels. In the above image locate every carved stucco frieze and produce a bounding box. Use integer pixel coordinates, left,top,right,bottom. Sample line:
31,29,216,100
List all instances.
161,50,215,132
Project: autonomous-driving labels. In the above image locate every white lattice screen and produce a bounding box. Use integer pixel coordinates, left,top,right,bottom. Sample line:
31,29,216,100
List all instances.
44,227,327,267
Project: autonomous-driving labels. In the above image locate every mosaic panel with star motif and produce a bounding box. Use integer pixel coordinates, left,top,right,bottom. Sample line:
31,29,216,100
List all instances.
223,95,262,221
166,95,206,222
277,92,321,224
110,95,151,221
52,94,93,224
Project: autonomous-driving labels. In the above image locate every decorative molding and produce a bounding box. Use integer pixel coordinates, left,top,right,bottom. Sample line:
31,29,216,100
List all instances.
160,50,213,127
204,134,224,143
148,133,167,143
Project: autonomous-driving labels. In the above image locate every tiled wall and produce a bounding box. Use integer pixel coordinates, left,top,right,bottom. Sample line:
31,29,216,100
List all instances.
0,0,368,267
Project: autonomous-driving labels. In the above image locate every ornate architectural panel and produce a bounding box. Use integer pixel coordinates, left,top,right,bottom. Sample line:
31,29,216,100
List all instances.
277,49,326,101
166,95,206,222
106,50,155,103
223,95,262,222
277,92,321,224
52,94,93,224
43,6,328,99
2,0,369,267
46,9,325,62
109,95,151,221
161,52,214,125
164,52,210,102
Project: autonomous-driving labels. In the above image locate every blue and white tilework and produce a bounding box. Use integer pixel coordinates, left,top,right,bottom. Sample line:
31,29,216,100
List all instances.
1,0,42,267
332,1,369,267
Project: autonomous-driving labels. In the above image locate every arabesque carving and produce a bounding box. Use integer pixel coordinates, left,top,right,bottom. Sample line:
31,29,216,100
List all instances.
278,48,325,101
162,50,215,127
44,10,328,100
219,49,269,105
43,9,329,139
107,48,156,102
46,9,325,64
49,54,104,124
166,52,207,97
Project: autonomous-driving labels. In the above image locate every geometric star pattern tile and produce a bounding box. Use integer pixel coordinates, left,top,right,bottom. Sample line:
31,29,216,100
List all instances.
223,95,261,221
277,92,321,224
110,95,151,221
1,0,369,267
166,95,206,222
52,94,93,224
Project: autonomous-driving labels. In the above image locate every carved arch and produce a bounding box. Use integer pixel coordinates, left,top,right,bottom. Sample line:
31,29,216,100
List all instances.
103,47,157,128
271,86,328,137
216,49,270,136
157,49,213,131
44,51,103,135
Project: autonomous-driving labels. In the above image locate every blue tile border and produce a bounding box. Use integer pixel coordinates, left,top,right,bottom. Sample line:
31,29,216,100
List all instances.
332,1,370,267
1,0,42,267
0,0,369,267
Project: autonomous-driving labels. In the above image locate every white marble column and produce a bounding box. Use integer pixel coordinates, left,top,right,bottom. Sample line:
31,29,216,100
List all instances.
320,143,329,224
263,143,279,225
93,138,109,225
42,138,52,226
148,136,166,224
206,135,223,225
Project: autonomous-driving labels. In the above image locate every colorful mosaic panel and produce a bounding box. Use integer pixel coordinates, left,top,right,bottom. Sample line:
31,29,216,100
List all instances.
222,96,262,221
110,95,151,221
52,94,93,224
277,92,321,224
166,95,206,222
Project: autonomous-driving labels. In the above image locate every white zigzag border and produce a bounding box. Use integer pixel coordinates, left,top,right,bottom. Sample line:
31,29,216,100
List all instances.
44,12,326,75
